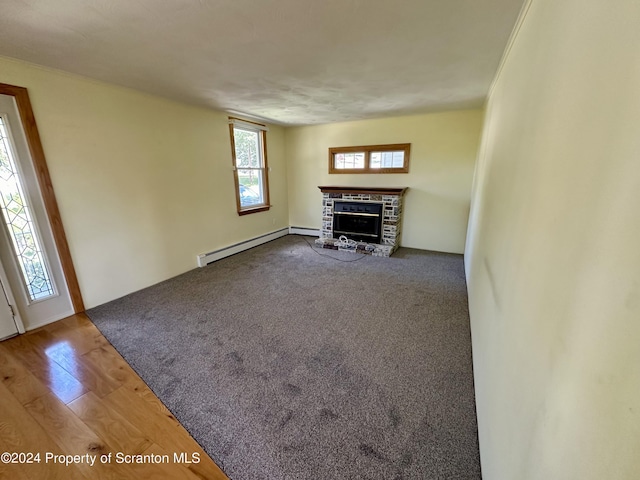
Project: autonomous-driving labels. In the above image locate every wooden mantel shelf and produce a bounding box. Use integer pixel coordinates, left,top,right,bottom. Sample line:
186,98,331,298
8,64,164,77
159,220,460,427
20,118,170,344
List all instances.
318,186,408,196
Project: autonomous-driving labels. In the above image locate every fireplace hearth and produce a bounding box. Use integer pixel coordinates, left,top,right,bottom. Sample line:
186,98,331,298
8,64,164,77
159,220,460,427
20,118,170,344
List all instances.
316,186,407,257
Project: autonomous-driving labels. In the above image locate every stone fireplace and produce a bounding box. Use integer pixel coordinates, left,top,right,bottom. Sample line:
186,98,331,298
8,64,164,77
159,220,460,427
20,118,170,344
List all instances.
315,186,408,257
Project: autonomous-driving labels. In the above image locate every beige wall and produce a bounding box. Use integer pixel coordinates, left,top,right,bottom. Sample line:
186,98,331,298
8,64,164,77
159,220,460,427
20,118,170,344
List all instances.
285,111,483,254
465,0,640,479
0,57,289,309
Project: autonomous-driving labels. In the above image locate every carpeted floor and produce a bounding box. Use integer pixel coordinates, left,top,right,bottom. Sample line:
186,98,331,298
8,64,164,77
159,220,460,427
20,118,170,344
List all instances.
87,235,481,480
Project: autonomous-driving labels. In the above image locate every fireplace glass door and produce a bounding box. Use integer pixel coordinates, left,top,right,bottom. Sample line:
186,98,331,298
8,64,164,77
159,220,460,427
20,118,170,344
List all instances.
332,201,383,243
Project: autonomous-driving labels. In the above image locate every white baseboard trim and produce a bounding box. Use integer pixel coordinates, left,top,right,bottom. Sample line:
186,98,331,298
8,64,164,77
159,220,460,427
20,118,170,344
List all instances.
289,226,320,236
197,227,290,267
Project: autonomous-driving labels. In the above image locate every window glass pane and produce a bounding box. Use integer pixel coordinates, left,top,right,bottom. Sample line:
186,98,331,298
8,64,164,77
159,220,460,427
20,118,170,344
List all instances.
237,169,264,207
343,153,356,168
370,151,404,169
0,117,54,301
382,151,393,168
392,151,405,168
233,128,261,168
334,152,365,169
370,152,381,169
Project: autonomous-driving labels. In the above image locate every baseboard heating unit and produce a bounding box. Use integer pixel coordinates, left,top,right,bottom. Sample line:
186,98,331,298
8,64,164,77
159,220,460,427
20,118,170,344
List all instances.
288,226,320,236
197,228,289,267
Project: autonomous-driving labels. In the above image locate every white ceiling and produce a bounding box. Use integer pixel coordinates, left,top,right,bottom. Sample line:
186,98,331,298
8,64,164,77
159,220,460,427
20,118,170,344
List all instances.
0,0,523,126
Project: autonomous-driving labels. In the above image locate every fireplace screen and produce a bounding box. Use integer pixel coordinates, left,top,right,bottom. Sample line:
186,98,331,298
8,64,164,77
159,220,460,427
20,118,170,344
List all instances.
332,201,383,243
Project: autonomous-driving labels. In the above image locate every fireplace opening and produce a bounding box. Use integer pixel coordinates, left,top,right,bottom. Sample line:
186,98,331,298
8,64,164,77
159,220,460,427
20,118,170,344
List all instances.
332,201,383,243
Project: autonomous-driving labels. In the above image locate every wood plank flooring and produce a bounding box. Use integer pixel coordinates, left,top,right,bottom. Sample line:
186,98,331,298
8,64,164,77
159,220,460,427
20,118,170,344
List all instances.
0,313,228,479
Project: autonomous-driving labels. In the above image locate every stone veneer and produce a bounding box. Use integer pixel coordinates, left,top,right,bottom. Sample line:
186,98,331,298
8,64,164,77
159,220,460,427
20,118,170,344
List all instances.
315,186,407,257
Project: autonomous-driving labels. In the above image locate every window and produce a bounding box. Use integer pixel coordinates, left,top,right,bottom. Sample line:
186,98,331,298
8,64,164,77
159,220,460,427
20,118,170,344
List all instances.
0,115,55,301
229,118,270,215
329,143,410,174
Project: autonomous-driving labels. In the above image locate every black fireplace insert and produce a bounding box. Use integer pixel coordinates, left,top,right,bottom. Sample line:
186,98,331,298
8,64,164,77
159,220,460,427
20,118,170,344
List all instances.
332,201,383,243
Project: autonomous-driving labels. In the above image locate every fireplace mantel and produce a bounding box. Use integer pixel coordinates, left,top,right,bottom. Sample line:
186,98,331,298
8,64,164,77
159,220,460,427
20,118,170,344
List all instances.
318,186,408,196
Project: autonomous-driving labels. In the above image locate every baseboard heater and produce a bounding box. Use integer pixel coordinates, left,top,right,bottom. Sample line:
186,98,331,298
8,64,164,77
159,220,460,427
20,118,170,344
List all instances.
288,226,320,236
197,228,289,267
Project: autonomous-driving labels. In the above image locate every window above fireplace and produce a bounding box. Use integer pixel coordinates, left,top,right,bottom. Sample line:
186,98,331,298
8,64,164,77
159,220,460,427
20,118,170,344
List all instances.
328,143,410,174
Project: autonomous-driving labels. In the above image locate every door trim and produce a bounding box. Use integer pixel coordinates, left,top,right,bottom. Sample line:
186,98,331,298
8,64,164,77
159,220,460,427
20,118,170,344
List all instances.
0,82,84,313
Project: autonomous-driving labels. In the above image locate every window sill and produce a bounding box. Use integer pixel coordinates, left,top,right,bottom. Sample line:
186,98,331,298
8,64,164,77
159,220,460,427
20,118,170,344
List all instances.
238,205,271,216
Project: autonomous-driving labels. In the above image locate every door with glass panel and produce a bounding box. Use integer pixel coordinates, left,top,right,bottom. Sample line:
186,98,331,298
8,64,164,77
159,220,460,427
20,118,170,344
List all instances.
0,94,73,332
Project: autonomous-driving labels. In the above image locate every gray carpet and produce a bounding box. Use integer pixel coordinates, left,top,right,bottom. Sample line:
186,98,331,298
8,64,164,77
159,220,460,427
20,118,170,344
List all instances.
87,235,481,480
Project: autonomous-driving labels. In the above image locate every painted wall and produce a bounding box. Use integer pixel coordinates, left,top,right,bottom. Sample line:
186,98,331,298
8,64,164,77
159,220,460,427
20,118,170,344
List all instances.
465,1,640,479
0,56,289,310
285,110,483,254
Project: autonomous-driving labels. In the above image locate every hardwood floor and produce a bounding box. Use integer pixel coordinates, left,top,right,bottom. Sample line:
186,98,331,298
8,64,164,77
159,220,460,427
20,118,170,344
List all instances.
0,313,228,479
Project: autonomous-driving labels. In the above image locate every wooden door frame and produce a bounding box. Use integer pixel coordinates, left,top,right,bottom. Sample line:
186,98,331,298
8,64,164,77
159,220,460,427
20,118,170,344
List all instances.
0,82,84,313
